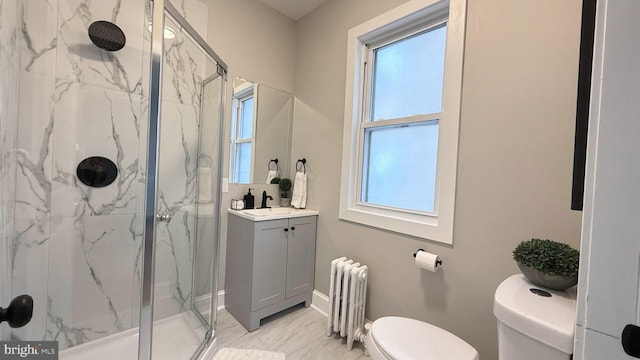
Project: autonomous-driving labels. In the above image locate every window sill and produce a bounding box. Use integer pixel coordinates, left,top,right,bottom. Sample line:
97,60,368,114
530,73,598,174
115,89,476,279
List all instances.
338,204,453,243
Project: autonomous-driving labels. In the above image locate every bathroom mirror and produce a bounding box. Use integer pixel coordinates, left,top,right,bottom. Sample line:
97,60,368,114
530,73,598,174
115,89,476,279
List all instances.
229,77,292,184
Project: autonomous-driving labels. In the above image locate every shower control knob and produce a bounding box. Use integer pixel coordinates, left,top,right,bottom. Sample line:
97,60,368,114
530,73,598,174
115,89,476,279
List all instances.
622,324,640,357
156,213,172,223
0,295,33,328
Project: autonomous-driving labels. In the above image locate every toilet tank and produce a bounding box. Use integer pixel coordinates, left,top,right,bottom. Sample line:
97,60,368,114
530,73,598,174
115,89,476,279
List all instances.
493,274,576,360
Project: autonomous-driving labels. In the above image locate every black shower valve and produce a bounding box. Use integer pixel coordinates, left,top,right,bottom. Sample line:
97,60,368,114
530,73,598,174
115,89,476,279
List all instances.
0,295,34,328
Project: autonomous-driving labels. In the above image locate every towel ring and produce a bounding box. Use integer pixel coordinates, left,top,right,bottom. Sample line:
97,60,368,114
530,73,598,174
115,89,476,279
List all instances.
268,159,279,172
296,158,307,174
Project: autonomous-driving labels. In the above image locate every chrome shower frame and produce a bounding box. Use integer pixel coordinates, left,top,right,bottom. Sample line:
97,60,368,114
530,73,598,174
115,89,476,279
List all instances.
139,1,227,359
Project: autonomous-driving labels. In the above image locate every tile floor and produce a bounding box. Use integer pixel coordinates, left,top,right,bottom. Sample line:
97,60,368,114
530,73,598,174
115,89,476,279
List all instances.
59,303,366,359
214,304,368,360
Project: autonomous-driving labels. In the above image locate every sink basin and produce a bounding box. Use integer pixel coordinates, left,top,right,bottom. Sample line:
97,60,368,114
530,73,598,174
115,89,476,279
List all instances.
228,207,318,221
245,207,296,216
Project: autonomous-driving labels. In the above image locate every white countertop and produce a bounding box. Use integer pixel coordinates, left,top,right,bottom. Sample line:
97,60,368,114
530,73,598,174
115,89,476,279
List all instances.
227,207,319,221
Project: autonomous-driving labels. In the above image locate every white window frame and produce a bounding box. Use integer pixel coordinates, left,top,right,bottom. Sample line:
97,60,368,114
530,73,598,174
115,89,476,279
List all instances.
339,0,466,244
229,82,257,184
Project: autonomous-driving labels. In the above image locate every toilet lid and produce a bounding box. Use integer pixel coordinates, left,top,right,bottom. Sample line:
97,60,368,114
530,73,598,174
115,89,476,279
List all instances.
371,317,478,360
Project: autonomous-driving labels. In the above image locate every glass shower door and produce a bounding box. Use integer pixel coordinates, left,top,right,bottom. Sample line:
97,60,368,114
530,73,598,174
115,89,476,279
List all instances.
146,5,225,359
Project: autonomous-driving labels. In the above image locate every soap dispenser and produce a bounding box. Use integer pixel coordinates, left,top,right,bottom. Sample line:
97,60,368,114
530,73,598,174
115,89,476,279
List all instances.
243,188,255,209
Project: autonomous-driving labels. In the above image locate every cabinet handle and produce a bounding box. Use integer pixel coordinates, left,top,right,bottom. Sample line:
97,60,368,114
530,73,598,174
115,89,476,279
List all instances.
290,226,295,231
284,228,288,232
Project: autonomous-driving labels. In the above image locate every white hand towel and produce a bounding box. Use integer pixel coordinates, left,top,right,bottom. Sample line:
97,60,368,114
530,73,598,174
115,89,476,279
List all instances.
291,171,307,209
266,170,277,184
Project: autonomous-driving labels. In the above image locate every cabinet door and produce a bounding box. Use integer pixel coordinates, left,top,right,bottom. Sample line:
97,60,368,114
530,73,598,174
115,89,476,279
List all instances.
251,219,288,311
286,216,317,298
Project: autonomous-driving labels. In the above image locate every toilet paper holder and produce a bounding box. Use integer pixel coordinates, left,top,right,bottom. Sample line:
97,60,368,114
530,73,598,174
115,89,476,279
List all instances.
413,249,443,266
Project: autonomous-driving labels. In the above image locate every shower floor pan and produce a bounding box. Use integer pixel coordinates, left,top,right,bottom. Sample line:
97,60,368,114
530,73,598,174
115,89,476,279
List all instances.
59,312,208,360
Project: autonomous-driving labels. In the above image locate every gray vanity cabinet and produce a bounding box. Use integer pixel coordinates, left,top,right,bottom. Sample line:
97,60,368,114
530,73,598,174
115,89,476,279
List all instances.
285,216,317,298
251,219,288,311
225,213,317,331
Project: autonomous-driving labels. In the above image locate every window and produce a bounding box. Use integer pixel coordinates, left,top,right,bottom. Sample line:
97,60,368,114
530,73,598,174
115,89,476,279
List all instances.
339,0,466,243
230,83,256,184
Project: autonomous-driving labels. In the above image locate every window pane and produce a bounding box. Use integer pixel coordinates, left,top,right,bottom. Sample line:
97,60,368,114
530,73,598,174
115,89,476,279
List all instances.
361,121,438,212
239,97,254,138
234,142,252,183
371,25,446,121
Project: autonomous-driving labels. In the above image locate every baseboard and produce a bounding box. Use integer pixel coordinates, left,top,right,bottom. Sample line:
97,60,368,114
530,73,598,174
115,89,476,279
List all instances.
310,289,329,317
217,290,225,310
195,290,226,318
195,293,210,314
211,288,364,324
219,288,358,323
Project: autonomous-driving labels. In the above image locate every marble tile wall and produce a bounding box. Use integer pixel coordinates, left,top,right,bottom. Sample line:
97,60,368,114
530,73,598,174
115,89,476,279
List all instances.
13,0,148,348
0,0,21,341
8,0,214,350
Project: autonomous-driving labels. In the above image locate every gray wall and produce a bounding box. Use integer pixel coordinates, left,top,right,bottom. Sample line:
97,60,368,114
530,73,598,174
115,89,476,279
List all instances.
207,0,296,92
207,0,297,293
291,0,583,358
206,0,584,357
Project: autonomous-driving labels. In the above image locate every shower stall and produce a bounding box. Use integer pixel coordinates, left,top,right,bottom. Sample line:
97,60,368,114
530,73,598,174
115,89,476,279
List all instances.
0,0,226,359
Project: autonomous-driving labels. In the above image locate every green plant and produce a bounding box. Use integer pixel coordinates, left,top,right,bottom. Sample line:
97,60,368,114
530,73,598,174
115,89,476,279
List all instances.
270,177,281,184
278,178,292,198
513,239,579,277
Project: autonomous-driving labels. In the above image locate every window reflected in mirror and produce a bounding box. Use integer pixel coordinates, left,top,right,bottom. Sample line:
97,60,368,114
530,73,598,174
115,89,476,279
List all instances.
230,79,255,184
229,77,293,184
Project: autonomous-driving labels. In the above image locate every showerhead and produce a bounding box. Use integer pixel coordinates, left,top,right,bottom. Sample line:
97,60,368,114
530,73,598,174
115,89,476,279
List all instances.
88,20,126,51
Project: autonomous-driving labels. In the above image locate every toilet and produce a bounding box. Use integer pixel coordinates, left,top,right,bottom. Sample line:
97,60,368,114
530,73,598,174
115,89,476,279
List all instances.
494,274,577,360
365,316,479,360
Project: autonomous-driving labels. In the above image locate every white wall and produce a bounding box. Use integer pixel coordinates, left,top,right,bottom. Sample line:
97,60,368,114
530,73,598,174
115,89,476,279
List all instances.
291,0,583,358
574,0,640,358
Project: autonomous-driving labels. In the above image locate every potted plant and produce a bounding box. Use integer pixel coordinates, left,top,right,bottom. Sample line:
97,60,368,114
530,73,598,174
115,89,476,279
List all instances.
278,178,292,207
512,238,579,290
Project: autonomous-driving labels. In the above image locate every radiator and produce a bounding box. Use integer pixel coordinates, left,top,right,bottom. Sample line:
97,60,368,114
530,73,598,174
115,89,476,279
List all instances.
326,257,368,351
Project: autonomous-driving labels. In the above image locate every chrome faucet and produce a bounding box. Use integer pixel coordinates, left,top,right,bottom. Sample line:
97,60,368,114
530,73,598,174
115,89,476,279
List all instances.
260,190,273,209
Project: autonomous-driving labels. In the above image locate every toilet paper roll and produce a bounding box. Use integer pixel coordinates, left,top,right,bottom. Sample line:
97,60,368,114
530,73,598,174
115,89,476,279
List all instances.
414,250,441,272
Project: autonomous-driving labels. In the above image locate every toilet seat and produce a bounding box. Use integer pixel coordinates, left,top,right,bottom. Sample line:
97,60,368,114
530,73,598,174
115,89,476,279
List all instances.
368,317,479,360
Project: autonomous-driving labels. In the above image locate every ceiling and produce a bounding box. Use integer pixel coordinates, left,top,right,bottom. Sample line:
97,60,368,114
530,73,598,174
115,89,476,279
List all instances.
258,0,329,21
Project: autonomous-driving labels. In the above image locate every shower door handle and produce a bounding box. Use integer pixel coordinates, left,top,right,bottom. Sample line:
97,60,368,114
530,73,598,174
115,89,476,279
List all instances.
156,213,172,223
